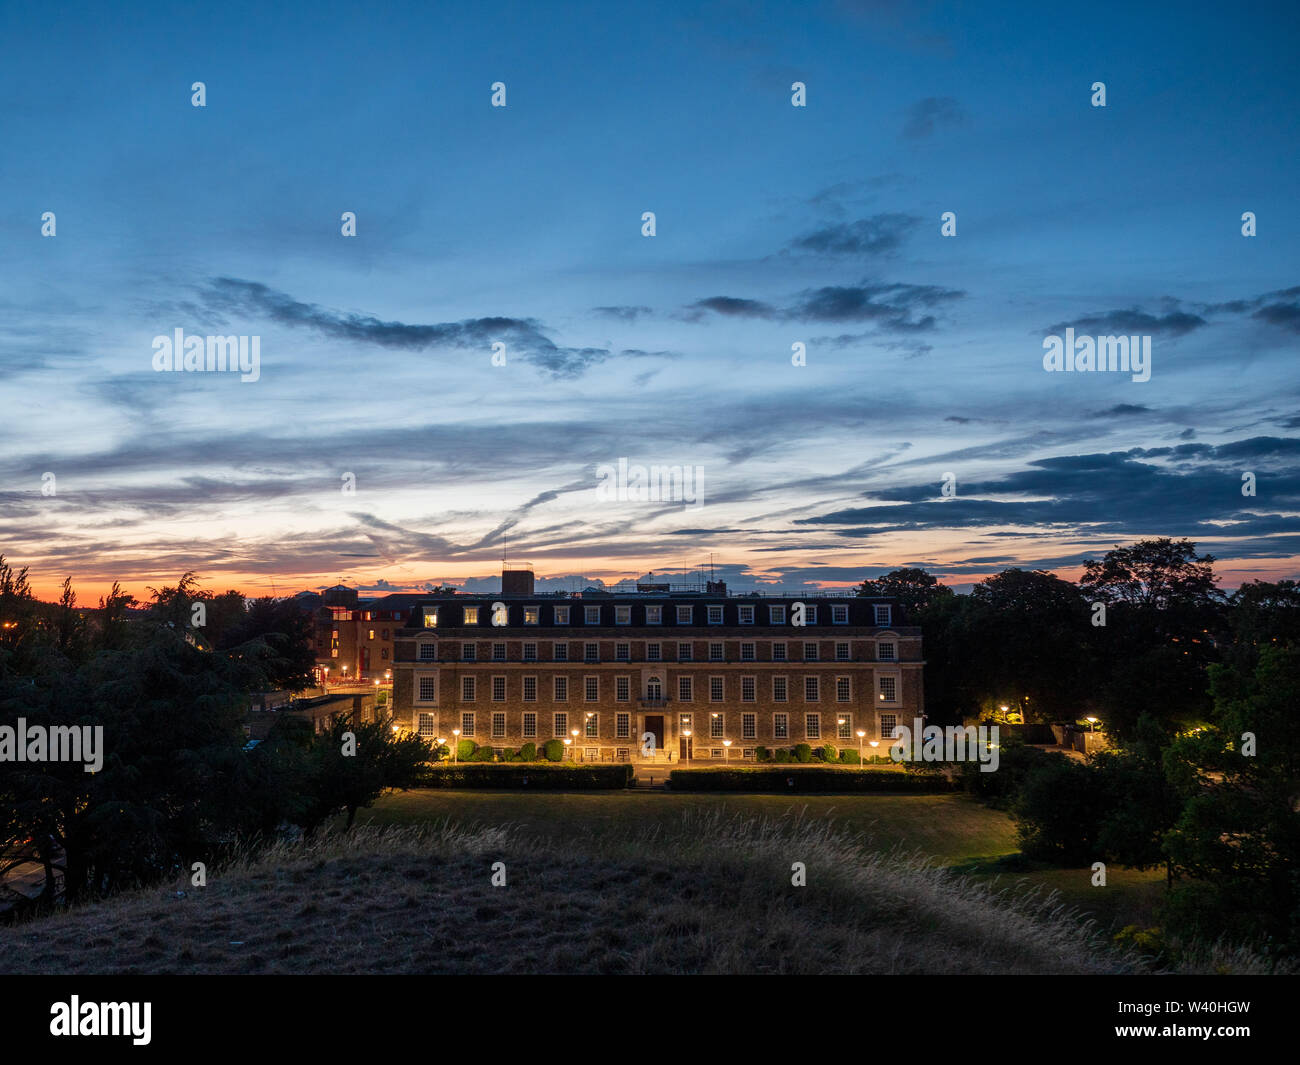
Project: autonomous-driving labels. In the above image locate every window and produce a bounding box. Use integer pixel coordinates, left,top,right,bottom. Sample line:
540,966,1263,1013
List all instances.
419,642,437,661
524,606,539,625
837,713,852,741
421,607,439,628
462,606,479,625
523,712,537,737
554,642,569,662
585,642,599,662
879,676,897,703
492,642,506,662
836,642,850,661
880,713,898,739
707,605,724,625
549,677,567,704
523,642,537,662
523,676,537,702
554,605,570,624
678,641,693,661
461,711,475,737
381,629,389,640
740,642,755,661
647,642,661,662
676,606,693,624
805,713,821,739
709,642,725,661
492,712,506,738
774,712,789,739
836,677,851,702
805,605,818,624
461,676,476,701
805,676,820,701
832,604,849,624
769,605,786,624
616,605,631,625
678,676,693,701
368,629,375,640
617,748,630,762
804,642,819,661
585,676,599,701
874,605,892,626
585,712,599,738
772,641,787,662
616,712,631,739
878,641,896,661
616,676,630,701
616,642,631,661
646,606,662,625
738,605,754,625
418,675,438,702
741,676,756,702
710,676,724,701
462,642,477,661
773,676,788,702
381,648,389,660
553,712,568,738
417,713,436,738
492,676,506,701
584,606,602,625
742,713,756,739
710,712,725,738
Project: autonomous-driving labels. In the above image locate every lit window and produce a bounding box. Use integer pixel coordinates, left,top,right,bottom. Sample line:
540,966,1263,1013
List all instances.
879,676,897,703
585,712,599,738
463,606,479,625
837,713,852,740
524,606,539,625
710,712,725,738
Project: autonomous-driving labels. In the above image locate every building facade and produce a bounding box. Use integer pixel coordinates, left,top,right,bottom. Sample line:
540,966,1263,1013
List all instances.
390,570,923,763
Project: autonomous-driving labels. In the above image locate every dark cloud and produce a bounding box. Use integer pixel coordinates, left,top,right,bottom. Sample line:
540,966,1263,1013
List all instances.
1044,308,1206,338
201,278,615,378
592,305,652,321
787,213,917,256
687,281,962,333
901,96,966,139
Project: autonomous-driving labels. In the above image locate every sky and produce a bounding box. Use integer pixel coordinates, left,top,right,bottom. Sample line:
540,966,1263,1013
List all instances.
1,0,1298,603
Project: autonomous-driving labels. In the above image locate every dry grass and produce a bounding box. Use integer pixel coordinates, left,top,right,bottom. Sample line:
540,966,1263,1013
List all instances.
1,809,1148,975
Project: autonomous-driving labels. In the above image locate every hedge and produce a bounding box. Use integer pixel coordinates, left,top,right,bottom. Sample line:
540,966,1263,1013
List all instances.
417,764,635,789
667,766,958,792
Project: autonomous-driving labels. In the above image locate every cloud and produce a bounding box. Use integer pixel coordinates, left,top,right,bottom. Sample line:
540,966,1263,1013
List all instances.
901,96,966,139
592,305,652,321
786,213,917,256
687,281,963,332
1044,308,1206,338
200,277,616,378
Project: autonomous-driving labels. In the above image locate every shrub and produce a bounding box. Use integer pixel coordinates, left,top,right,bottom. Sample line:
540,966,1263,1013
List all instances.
839,748,860,765
471,744,495,762
668,766,955,793
793,743,813,763
543,739,564,762
520,742,537,762
420,764,634,789
754,745,771,763
456,739,477,761
774,748,791,763
821,743,838,763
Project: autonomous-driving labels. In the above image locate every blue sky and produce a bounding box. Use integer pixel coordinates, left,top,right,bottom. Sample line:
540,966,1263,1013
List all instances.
1,0,1297,600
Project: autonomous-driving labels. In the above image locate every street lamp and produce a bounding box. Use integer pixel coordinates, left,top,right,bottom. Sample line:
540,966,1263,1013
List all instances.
869,739,879,765
563,737,573,761
1086,716,1098,733
856,728,866,768
722,738,732,762
452,727,461,762
436,738,446,762
571,727,580,760
682,728,692,767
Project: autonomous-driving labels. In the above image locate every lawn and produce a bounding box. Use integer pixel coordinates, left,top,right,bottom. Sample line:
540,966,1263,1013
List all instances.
356,789,1165,934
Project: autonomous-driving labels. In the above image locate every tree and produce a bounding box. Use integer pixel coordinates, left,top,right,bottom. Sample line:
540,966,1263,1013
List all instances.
856,567,954,617
298,716,430,833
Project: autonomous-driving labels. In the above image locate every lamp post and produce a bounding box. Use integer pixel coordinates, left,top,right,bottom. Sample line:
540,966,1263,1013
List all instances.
869,739,879,765
1086,716,1098,733
436,737,446,762
571,727,580,761
856,728,866,768
322,666,329,692
452,727,460,763
722,738,732,762
563,737,572,761
682,728,691,766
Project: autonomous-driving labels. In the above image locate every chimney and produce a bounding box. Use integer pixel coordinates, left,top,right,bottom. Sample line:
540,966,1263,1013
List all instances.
706,579,727,596
501,568,535,596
